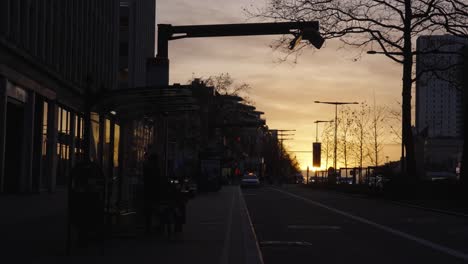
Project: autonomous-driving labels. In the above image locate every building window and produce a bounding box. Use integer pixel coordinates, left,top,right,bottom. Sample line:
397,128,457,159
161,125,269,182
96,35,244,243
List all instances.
114,124,120,168
91,113,100,162
120,16,129,29
56,106,72,185
42,101,48,156
74,114,85,161
119,42,128,56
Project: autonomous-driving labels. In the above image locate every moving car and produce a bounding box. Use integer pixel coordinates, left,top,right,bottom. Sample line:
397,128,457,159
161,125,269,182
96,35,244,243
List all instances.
241,173,260,188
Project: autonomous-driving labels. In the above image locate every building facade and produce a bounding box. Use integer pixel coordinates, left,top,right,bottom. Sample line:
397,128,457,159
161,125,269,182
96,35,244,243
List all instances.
416,35,467,138
0,0,120,194
119,0,156,89
415,35,467,175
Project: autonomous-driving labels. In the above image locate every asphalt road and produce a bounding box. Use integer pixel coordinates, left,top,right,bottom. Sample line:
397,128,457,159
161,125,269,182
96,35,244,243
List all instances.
242,184,468,264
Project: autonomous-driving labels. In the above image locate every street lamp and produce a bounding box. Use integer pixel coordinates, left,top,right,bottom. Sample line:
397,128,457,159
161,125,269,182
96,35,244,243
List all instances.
314,101,359,174
314,120,334,142
154,22,324,86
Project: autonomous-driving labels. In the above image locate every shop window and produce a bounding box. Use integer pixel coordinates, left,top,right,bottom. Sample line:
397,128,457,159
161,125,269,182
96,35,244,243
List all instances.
105,119,111,144
74,114,85,161
60,108,70,134
56,106,72,186
75,115,79,138
102,119,111,176
114,124,120,168
37,99,49,191
42,101,48,156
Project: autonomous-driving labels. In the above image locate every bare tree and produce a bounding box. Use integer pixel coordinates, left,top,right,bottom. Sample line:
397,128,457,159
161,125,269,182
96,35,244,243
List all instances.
351,103,371,170
430,0,468,37
321,122,335,170
368,105,388,167
190,73,255,106
338,106,355,173
202,73,251,96
387,101,403,145
248,0,467,181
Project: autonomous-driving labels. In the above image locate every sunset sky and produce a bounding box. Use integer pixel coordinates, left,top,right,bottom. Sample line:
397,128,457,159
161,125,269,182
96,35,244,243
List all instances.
157,0,403,170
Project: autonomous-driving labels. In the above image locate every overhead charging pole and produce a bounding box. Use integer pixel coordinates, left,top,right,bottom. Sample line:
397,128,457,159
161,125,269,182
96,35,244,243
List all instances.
150,22,324,87
148,22,324,185
314,101,359,175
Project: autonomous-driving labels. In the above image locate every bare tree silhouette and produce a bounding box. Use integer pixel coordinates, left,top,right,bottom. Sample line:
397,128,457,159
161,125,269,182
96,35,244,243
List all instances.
351,103,371,170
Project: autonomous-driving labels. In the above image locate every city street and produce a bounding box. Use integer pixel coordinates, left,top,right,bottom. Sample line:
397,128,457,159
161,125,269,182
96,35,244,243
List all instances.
243,185,468,264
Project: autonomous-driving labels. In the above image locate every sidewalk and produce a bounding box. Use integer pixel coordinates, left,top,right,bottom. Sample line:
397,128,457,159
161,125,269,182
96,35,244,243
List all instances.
1,186,263,264
0,188,68,259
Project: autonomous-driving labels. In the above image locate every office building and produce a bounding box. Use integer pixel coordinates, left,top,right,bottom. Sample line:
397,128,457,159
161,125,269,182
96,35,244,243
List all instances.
119,0,156,89
0,0,119,193
416,35,467,138
415,35,467,174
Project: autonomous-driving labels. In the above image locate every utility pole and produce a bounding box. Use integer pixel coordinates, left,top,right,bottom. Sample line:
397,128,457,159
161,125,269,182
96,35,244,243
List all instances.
270,129,295,183
276,130,295,154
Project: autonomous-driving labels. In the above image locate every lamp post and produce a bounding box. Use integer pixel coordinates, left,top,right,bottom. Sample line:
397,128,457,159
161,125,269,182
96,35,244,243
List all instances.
313,120,333,182
314,101,359,175
314,120,334,142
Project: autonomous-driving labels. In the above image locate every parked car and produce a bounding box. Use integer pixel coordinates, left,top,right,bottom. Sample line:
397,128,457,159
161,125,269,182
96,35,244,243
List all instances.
337,177,353,185
295,173,304,184
368,174,390,190
241,173,260,188
182,178,198,198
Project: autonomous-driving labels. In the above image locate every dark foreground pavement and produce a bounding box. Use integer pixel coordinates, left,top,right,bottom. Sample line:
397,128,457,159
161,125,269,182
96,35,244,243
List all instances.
243,184,468,264
0,186,262,264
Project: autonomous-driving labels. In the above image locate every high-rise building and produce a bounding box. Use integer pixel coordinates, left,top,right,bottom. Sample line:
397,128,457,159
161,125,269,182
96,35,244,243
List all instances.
415,35,467,175
415,35,467,139
119,0,156,89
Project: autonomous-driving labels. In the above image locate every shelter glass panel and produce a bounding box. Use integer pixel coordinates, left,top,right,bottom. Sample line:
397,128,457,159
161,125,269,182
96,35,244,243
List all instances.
90,113,100,162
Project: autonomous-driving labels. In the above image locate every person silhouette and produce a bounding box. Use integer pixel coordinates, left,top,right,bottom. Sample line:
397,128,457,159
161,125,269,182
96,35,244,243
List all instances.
143,148,160,234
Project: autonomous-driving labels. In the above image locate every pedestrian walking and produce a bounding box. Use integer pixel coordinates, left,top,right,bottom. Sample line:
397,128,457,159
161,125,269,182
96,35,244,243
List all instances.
143,147,161,234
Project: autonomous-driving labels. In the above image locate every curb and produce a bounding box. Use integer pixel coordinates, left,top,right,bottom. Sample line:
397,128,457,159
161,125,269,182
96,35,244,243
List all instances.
239,188,265,264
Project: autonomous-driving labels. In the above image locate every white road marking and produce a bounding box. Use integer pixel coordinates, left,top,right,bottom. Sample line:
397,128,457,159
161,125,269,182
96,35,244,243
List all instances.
271,187,468,261
239,188,265,264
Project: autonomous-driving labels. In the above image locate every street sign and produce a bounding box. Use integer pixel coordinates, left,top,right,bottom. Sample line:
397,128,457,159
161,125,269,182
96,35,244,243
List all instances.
313,142,321,167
